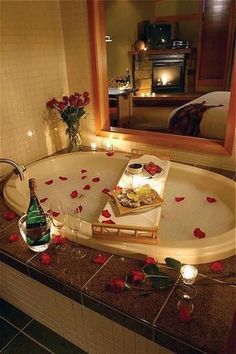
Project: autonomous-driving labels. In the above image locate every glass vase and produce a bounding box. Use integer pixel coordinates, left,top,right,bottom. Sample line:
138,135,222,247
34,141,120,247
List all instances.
66,123,82,152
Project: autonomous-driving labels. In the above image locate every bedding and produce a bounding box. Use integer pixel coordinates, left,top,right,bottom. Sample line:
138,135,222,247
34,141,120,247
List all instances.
167,91,230,140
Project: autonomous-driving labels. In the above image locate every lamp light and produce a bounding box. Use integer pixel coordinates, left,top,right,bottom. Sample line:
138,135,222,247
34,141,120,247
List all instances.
90,142,97,151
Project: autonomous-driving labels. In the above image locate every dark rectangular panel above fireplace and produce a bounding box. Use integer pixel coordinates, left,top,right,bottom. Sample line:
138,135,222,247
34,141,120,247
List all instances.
152,54,185,93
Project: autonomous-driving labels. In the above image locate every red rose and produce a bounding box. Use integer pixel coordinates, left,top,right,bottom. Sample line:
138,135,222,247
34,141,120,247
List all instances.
130,269,145,282
9,233,20,242
4,211,17,221
93,254,109,265
83,91,89,98
84,97,90,105
110,278,126,292
69,95,77,106
46,98,58,108
74,92,82,98
179,306,192,322
58,101,66,110
144,256,157,265
62,96,69,104
40,252,52,265
210,261,224,272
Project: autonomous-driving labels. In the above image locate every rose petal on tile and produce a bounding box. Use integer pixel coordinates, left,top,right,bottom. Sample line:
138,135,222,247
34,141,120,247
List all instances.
207,196,217,203
102,209,111,218
70,190,78,199
92,177,100,183
102,188,110,194
81,169,87,173
59,176,68,181
40,197,48,203
175,197,185,202
93,254,109,265
81,176,87,180
106,151,114,157
193,228,206,239
179,306,192,322
210,261,224,272
45,179,53,185
9,233,20,242
53,236,66,245
4,211,17,221
102,219,116,224
40,252,52,265
83,184,91,190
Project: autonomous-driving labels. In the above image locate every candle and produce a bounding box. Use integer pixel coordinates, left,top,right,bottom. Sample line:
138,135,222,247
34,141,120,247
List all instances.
180,265,198,285
90,142,97,151
105,141,113,151
152,92,155,97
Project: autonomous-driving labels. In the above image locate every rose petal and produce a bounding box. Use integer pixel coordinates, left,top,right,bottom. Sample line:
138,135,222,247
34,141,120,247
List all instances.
102,188,110,194
106,151,114,157
40,252,52,265
175,197,185,202
59,176,68,181
102,209,111,218
52,211,60,217
179,306,192,322
207,196,217,203
210,261,224,272
83,184,90,190
81,176,87,180
75,205,83,213
144,256,157,265
70,190,78,199
4,211,17,221
193,228,206,239
102,219,115,224
93,254,109,264
113,185,122,192
81,169,87,173
92,177,100,183
9,233,20,242
45,179,53,185
40,197,48,203
53,235,66,245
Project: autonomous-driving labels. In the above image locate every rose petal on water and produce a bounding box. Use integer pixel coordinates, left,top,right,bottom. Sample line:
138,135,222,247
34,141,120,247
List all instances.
40,197,48,203
83,184,90,190
81,169,87,173
59,176,68,181
207,196,217,203
102,209,111,218
193,228,206,239
175,196,185,202
70,190,78,198
45,179,53,185
102,219,115,224
92,177,100,182
102,188,110,194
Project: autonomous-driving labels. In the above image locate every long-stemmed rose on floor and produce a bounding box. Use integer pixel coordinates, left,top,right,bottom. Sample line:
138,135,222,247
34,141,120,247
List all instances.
46,92,90,152
108,257,182,293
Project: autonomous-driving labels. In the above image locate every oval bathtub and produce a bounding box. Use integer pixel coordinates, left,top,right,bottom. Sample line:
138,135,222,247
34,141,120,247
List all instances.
3,152,235,264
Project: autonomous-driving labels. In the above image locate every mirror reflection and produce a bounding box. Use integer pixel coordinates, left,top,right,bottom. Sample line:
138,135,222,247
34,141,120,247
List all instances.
104,0,234,141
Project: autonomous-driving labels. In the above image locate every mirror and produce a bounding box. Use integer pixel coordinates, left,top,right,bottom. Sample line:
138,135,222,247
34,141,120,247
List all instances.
88,0,235,155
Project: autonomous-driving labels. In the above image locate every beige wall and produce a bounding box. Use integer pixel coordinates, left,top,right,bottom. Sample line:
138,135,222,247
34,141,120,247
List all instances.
0,0,235,175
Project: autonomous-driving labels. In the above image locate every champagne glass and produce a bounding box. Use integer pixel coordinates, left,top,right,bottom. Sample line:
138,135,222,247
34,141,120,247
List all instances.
67,208,87,259
50,199,67,254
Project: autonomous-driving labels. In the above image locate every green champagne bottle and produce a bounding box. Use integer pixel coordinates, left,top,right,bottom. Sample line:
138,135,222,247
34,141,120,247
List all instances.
26,178,50,247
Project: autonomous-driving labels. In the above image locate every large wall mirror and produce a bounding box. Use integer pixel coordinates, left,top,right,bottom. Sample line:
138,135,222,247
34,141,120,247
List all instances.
88,0,235,155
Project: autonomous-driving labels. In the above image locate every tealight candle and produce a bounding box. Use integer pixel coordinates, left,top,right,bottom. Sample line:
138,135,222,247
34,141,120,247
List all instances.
105,141,113,151
90,142,97,151
180,265,198,285
152,92,155,97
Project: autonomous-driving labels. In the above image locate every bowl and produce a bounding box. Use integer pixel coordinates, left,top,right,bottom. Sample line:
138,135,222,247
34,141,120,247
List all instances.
127,163,143,175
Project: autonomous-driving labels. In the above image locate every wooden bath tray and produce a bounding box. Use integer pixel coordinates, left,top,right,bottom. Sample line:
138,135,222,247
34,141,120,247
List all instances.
92,222,159,244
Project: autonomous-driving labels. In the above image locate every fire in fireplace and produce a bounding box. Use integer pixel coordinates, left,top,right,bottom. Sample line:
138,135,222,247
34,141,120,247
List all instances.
152,54,185,93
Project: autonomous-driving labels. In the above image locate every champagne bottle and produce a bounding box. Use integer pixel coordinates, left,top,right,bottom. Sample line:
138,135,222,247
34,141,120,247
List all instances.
25,178,50,247
125,68,131,86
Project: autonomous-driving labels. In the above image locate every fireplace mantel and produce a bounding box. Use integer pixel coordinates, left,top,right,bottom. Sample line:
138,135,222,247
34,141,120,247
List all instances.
128,48,194,56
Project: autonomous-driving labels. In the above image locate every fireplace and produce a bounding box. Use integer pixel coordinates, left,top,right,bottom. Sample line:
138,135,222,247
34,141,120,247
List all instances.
152,54,185,93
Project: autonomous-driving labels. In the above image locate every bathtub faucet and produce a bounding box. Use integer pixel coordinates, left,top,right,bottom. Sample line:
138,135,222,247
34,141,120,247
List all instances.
0,158,26,181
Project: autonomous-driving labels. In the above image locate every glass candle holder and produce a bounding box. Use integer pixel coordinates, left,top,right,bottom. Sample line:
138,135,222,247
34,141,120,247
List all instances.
105,142,113,151
90,142,97,151
180,265,198,285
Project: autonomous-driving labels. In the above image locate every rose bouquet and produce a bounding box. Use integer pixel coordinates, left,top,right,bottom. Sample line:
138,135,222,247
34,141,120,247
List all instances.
46,92,90,152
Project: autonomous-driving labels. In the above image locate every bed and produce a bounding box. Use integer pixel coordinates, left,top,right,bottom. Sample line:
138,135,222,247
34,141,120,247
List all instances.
167,91,230,140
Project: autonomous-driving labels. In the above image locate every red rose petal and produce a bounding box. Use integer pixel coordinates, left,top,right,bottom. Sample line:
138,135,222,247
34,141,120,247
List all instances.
81,176,87,180
106,151,114,157
40,252,52,265
75,205,83,213
93,254,109,264
113,185,122,192
70,190,78,199
81,169,87,173
175,197,185,202
102,188,110,194
207,196,217,203
210,261,224,272
102,219,115,224
144,256,157,265
45,179,53,185
40,197,48,203
52,211,60,217
53,236,66,245
179,306,192,322
92,177,100,182
4,211,17,221
102,209,111,218
83,184,90,190
193,228,206,239
59,176,68,181
9,233,20,242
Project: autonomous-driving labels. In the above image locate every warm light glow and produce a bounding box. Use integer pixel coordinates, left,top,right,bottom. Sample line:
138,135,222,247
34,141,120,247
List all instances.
27,130,33,137
152,92,155,97
141,93,145,97
160,73,169,86
104,141,113,151
90,142,97,151
180,265,198,285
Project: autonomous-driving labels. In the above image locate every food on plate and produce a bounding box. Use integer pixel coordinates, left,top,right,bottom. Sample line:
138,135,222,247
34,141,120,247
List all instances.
117,185,157,208
144,162,162,176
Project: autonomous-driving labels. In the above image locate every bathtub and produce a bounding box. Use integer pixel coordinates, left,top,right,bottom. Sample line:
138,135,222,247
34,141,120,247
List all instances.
3,152,235,264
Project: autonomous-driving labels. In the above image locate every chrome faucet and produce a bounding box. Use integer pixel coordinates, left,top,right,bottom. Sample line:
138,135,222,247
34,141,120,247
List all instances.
0,158,26,181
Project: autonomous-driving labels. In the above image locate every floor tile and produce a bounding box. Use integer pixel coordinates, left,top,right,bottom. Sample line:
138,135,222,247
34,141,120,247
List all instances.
0,317,18,350
0,298,32,329
0,195,19,231
1,333,50,354
24,320,87,354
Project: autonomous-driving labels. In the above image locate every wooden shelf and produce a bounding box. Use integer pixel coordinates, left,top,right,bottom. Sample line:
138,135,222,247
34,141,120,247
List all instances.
128,48,193,56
